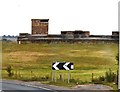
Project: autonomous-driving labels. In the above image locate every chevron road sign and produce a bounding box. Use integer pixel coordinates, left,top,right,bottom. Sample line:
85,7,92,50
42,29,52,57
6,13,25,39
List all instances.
52,62,74,70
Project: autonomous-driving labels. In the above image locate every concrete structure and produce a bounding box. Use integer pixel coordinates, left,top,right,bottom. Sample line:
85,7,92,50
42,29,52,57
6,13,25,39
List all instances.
17,19,119,44
112,31,119,39
61,31,74,39
61,30,90,39
112,31,119,36
74,30,90,38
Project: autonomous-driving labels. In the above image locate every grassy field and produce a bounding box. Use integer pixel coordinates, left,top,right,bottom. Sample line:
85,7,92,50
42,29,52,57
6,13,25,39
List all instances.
2,42,118,87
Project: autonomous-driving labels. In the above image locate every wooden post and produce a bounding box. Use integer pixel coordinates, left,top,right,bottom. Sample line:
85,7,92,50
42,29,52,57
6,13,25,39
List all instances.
30,71,32,79
18,71,21,78
92,73,94,82
59,74,61,80
15,70,17,78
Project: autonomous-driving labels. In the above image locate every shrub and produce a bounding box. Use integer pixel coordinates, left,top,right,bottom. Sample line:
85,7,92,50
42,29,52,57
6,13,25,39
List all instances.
105,69,116,82
93,69,117,84
6,65,14,77
99,76,105,81
70,78,77,83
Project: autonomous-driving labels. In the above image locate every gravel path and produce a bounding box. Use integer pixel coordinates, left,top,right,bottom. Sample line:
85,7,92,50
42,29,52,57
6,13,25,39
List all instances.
73,84,113,92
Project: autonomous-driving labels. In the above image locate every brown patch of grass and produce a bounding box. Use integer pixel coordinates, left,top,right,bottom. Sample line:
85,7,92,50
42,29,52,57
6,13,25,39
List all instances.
3,51,56,62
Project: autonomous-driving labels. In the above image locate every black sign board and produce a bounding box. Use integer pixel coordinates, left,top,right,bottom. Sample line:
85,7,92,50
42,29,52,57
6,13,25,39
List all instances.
52,62,74,70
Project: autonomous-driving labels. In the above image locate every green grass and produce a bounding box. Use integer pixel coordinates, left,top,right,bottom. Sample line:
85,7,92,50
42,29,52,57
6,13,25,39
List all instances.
2,42,118,88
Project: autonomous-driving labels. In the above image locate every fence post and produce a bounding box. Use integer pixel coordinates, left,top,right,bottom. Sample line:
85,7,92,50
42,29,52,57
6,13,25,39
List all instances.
92,73,94,82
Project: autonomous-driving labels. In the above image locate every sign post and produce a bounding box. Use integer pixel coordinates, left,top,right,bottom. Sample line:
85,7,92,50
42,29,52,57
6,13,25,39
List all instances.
68,70,70,84
62,73,64,82
52,70,54,81
52,62,74,83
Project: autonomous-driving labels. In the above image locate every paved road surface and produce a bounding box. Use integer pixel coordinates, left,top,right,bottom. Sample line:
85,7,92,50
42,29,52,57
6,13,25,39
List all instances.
0,80,113,92
1,81,53,92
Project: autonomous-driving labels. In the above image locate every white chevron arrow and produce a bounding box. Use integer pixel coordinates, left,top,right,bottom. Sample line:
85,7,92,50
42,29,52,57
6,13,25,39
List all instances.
53,62,59,70
71,65,74,69
63,62,70,70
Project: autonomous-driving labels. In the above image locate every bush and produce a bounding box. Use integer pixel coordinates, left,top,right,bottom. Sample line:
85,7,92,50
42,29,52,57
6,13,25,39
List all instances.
6,65,14,77
70,78,77,83
93,69,117,84
99,76,105,81
105,69,116,82
92,78,101,84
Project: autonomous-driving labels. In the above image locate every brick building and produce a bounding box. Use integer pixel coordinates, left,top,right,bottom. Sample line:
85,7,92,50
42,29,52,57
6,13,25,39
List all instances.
31,19,49,35
61,31,74,39
61,30,90,39
17,19,119,44
112,31,119,39
112,31,119,36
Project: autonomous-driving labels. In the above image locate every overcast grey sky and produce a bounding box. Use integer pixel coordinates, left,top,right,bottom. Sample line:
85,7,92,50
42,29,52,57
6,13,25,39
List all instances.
0,0,119,36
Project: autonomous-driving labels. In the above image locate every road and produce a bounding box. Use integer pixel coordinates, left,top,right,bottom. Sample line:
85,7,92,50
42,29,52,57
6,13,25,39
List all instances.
1,81,53,92
0,80,113,92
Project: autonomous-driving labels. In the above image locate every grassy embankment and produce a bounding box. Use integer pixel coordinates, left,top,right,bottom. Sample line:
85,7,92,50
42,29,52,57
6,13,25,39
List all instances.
2,42,118,88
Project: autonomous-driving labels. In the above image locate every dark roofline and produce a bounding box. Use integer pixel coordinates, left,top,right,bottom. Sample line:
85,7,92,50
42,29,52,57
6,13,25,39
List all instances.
61,31,74,32
31,19,49,21
74,30,83,32
83,31,90,32
61,30,90,32
19,33,29,34
48,34,61,36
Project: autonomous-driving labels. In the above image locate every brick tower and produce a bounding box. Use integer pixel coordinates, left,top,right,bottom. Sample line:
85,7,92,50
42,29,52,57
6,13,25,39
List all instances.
31,19,49,35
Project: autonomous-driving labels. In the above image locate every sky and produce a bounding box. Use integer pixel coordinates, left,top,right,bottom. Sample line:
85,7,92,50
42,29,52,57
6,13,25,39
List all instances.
0,0,119,36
